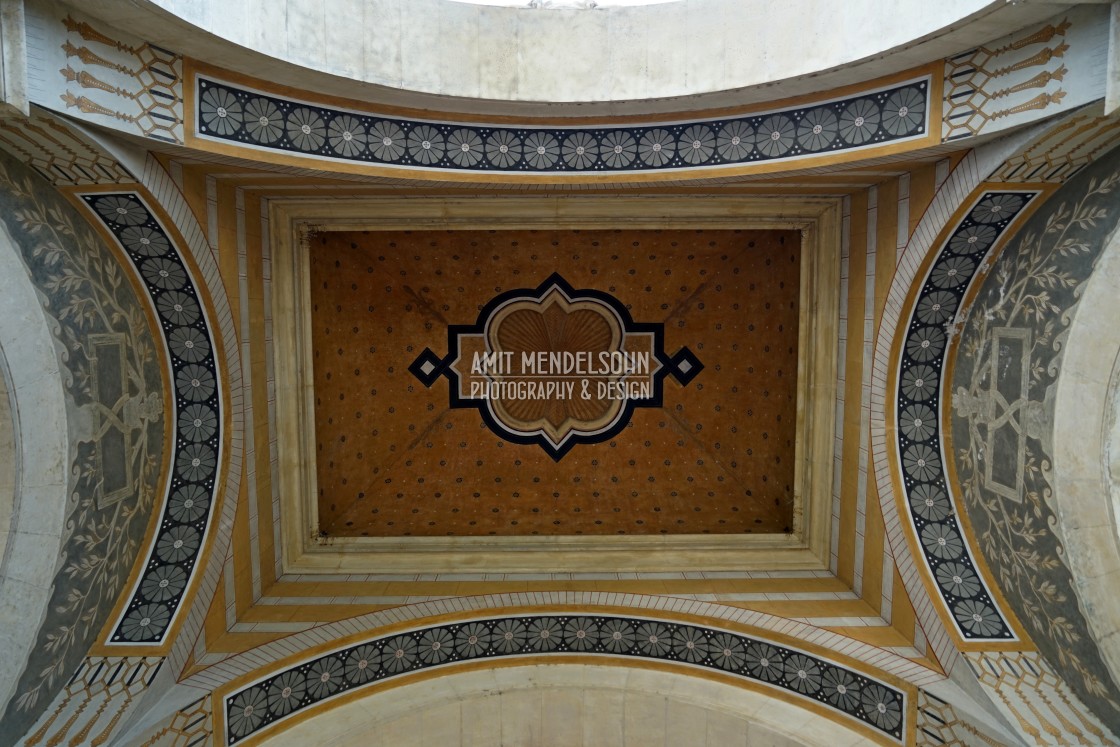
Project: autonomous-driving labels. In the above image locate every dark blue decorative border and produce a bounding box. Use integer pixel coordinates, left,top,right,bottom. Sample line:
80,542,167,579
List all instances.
222,614,906,743
80,193,221,645
195,76,930,173
409,273,700,460
895,191,1039,640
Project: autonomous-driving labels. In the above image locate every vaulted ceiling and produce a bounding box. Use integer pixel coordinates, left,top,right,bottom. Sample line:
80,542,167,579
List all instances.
0,2,1119,746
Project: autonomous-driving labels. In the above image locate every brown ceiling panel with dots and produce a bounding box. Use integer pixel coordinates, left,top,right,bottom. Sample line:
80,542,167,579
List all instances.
309,229,800,538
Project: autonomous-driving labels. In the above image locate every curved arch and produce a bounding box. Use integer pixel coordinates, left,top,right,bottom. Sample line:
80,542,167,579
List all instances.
141,0,996,111
135,155,247,673
0,343,13,557
866,129,1040,666
259,663,875,746
71,189,227,648
217,610,911,744
1050,223,1120,687
190,73,936,182
0,219,71,715
186,592,935,689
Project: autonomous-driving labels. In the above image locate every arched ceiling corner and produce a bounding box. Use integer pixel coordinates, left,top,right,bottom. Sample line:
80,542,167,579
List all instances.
870,107,1120,737
0,147,170,742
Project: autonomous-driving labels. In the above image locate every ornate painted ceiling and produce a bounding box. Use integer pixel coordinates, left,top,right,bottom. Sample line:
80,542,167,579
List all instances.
307,228,800,538
0,2,1119,746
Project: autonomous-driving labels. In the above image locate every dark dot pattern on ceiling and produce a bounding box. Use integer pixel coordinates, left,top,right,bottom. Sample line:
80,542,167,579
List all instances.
310,229,800,538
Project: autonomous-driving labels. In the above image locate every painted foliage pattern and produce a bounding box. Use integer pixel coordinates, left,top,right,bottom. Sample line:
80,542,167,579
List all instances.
196,77,928,172
895,190,1040,641
78,192,222,646
0,156,164,741
950,151,1120,724
223,615,906,744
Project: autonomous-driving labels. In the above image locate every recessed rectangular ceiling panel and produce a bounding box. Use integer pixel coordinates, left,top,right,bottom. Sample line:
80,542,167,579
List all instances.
308,229,800,538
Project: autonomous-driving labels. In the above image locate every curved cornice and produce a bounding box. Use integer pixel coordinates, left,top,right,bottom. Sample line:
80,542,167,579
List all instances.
76,0,1056,118
204,596,924,745
188,67,937,182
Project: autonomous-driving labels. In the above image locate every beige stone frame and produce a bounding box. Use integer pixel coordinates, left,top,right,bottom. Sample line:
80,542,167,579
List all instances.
272,196,841,573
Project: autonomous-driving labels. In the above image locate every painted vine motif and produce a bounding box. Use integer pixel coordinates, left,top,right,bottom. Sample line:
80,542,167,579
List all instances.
950,148,1120,726
0,153,163,744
